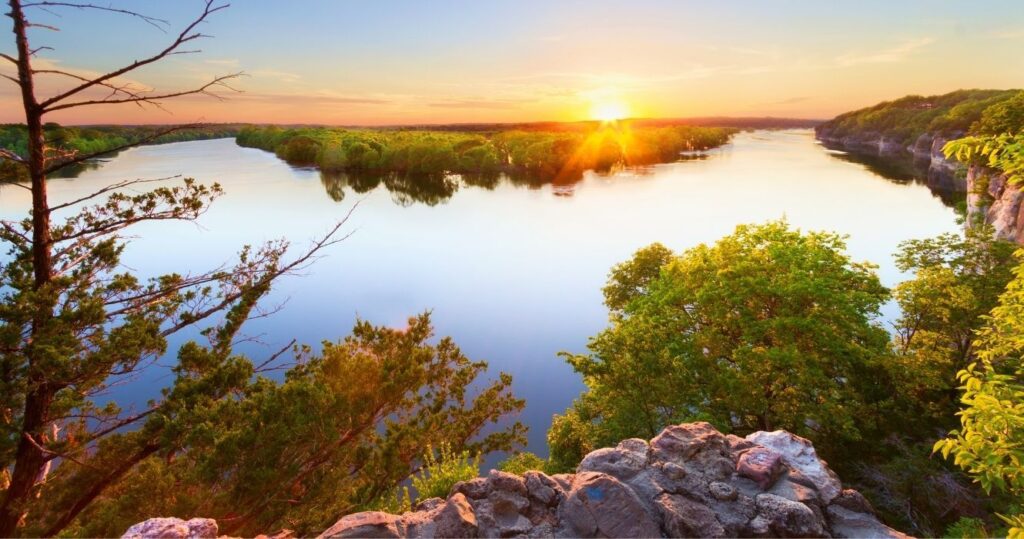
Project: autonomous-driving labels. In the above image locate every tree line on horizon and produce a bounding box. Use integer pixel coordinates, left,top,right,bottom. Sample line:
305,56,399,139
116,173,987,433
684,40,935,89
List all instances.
2,0,1024,537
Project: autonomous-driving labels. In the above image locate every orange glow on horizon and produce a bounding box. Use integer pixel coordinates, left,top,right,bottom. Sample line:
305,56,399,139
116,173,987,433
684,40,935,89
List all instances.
589,100,631,123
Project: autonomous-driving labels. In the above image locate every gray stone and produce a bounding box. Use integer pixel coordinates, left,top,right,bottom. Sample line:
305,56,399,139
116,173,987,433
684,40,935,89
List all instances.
122,517,218,539
656,493,726,538
754,493,823,537
830,488,875,515
488,469,528,496
318,512,401,539
651,422,724,463
524,471,559,506
746,430,842,504
435,493,479,538
561,472,661,538
709,481,738,501
578,445,647,480
827,504,910,539
414,497,445,512
489,488,531,514
453,477,491,500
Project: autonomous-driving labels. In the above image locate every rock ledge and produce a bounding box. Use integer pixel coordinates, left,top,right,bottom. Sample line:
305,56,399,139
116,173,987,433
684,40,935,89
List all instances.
125,422,911,538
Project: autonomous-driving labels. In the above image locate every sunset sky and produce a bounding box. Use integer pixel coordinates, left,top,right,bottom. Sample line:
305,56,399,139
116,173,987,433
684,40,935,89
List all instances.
2,0,1023,125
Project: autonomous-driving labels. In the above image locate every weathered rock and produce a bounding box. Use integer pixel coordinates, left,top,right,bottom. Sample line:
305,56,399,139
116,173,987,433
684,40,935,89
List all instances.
746,430,842,504
736,447,783,489
827,504,910,539
754,493,823,537
709,481,738,501
487,469,528,496
830,488,875,515
523,471,560,506
453,477,491,500
561,472,662,538
133,423,911,538
414,497,446,512
435,493,479,538
122,517,218,539
650,422,724,463
656,493,726,538
318,512,400,538
577,441,647,480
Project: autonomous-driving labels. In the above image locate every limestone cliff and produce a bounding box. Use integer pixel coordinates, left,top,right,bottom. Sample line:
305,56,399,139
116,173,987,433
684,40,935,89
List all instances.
967,165,1024,243
123,422,910,538
816,126,1024,245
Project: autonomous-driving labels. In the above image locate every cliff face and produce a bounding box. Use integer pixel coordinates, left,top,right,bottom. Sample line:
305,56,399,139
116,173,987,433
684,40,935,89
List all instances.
123,422,910,539
816,126,1024,244
967,165,1024,243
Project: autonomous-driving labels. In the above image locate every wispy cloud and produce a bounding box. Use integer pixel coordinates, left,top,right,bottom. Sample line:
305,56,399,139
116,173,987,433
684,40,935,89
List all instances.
763,96,812,106
428,98,531,110
991,28,1024,40
834,37,935,67
231,91,391,106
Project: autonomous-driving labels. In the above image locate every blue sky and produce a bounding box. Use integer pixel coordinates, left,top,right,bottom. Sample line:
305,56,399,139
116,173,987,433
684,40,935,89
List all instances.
2,0,1023,124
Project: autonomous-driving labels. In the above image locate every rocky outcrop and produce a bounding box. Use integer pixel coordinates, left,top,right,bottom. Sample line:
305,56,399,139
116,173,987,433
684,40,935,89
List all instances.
317,423,906,538
121,517,219,539
122,423,909,538
967,165,1024,243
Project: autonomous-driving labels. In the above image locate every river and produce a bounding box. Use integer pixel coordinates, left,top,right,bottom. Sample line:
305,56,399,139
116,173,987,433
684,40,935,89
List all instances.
0,129,962,457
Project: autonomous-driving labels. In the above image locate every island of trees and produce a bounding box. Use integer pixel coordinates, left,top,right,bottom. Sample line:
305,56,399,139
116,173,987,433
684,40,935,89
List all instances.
1,1,1023,538
235,123,737,181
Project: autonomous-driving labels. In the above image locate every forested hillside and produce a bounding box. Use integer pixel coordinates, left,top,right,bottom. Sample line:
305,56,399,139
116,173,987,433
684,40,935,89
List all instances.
816,89,1022,145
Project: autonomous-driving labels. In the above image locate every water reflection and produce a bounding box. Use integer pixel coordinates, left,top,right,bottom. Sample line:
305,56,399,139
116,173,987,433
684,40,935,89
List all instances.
317,153,708,205
818,142,964,208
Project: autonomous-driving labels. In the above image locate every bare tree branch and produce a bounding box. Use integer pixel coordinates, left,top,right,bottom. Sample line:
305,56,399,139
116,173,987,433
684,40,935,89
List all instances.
22,2,169,31
44,72,243,113
37,0,229,110
33,68,149,101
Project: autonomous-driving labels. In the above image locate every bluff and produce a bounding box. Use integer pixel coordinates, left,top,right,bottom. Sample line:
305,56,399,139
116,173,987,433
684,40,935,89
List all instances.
815,89,1024,244
122,422,909,538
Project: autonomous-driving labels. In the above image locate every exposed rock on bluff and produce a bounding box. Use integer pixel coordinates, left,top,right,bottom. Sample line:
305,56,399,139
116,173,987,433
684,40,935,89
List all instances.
125,422,909,538
967,165,1024,243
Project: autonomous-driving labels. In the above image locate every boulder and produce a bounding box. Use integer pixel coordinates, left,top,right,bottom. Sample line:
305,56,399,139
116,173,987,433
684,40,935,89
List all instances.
746,430,842,503
122,517,218,539
561,472,662,538
318,512,401,538
736,447,783,488
753,493,824,537
656,493,726,538
435,493,479,538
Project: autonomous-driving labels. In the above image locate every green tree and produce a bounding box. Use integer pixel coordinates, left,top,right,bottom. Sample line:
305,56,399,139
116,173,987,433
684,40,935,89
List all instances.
936,250,1024,538
889,227,1017,428
552,221,892,461
412,443,482,501
41,314,524,537
972,91,1024,136
0,2,526,537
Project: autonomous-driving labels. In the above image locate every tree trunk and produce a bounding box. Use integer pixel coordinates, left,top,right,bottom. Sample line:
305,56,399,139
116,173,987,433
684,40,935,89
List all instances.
0,1,56,535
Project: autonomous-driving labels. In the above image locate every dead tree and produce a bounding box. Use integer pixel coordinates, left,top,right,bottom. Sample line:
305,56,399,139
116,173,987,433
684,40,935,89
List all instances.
0,2,346,535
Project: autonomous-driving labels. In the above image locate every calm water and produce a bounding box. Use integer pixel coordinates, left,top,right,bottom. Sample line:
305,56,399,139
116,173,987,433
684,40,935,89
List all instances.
0,129,961,456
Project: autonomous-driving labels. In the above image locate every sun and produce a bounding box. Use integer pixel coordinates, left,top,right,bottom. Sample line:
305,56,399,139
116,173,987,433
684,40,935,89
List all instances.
590,100,630,123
